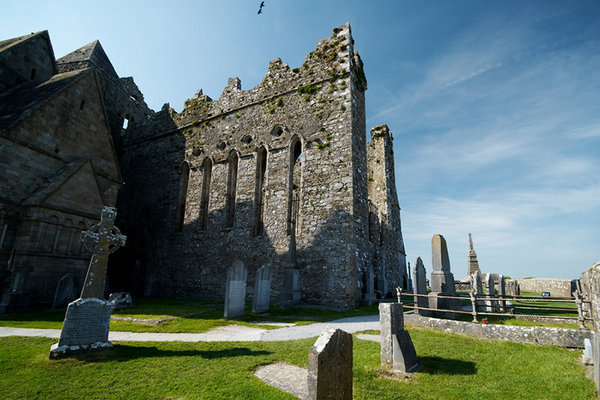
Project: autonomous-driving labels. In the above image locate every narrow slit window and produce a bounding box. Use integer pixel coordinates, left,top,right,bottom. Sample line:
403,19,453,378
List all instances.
225,151,239,228
175,162,190,232
199,158,212,230
254,146,267,235
287,138,302,234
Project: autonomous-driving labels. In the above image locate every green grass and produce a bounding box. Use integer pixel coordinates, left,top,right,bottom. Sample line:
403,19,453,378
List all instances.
0,326,595,399
0,299,380,333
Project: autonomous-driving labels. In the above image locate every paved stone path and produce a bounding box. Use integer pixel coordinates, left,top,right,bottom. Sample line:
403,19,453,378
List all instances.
0,315,380,342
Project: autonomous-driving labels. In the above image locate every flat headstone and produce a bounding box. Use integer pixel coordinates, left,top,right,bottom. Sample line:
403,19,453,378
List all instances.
252,265,272,314
255,362,308,400
49,298,113,359
224,260,247,319
52,273,78,309
307,328,353,400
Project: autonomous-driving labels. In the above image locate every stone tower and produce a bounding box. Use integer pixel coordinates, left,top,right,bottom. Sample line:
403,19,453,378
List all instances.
467,233,481,276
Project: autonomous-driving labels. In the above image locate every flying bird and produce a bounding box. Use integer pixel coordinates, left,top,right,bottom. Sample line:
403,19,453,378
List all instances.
258,1,265,14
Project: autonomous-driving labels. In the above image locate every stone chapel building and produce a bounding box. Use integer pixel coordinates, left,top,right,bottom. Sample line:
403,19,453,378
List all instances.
0,24,407,311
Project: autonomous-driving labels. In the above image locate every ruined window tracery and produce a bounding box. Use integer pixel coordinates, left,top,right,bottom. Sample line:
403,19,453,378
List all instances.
199,157,212,230
225,151,238,228
254,146,268,235
175,161,190,232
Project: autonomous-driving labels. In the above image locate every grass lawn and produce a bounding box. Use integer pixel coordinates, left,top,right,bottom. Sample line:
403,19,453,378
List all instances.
0,325,595,399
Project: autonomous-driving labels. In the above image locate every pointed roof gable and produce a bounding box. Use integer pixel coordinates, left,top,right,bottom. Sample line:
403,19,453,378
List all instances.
57,40,118,80
25,159,105,214
0,30,53,54
0,68,89,131
0,30,58,93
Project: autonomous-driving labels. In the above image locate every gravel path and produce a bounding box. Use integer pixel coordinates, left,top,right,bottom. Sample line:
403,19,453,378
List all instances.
0,315,380,342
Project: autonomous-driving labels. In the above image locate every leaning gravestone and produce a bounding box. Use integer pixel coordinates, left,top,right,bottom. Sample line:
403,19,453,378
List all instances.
428,234,460,316
413,257,430,316
52,273,78,309
224,260,247,319
252,265,272,313
307,328,353,400
379,302,419,373
50,207,126,359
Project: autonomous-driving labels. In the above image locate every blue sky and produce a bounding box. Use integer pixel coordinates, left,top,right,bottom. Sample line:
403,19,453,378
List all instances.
2,1,599,280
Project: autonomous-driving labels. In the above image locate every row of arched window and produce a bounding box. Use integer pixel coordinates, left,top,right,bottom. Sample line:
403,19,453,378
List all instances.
176,136,303,234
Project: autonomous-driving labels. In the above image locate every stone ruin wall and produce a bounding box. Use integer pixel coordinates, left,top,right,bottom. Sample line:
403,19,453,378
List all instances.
516,278,577,297
113,24,406,308
367,125,407,293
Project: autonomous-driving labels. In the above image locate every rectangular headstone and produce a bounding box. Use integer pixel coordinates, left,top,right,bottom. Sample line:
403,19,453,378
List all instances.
379,302,404,364
484,273,497,312
224,260,247,319
279,263,301,308
252,265,272,313
430,234,456,294
307,328,353,400
50,298,112,359
412,257,429,316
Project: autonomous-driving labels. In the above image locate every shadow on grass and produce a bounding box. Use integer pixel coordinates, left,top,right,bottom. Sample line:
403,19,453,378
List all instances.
419,356,477,375
66,345,272,363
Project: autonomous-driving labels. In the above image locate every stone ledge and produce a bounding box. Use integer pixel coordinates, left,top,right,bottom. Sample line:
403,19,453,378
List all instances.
49,340,112,359
405,313,591,348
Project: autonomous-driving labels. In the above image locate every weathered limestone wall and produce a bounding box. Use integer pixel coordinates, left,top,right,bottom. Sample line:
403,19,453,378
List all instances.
113,23,405,309
367,125,407,294
0,65,120,307
517,278,577,297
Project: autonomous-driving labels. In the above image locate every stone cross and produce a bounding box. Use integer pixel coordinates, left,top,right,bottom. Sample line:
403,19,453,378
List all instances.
80,207,126,299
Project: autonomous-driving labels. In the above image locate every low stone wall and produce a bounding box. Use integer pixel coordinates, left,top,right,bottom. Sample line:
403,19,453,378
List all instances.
404,313,590,348
517,278,577,297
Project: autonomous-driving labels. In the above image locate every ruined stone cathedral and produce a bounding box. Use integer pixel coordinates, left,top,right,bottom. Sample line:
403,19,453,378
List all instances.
0,24,407,311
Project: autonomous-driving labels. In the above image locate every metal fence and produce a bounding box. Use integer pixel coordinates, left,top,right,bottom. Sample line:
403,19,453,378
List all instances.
396,288,592,328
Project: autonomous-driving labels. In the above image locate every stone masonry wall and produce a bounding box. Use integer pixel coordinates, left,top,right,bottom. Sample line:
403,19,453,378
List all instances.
367,125,407,294
1,68,120,307
113,23,405,309
517,278,577,297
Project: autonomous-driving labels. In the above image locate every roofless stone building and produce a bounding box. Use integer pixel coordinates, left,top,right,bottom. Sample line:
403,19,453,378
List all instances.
0,24,407,310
